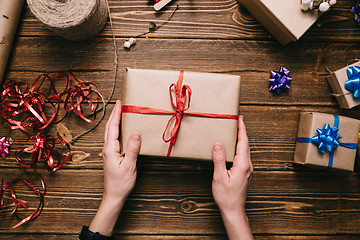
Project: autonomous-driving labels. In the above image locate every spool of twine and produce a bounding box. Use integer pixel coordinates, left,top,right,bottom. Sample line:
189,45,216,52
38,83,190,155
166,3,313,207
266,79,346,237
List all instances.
27,0,108,41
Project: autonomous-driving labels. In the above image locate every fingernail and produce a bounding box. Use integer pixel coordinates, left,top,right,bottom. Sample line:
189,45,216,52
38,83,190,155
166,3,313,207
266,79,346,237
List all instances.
239,115,244,121
214,143,222,152
132,133,140,142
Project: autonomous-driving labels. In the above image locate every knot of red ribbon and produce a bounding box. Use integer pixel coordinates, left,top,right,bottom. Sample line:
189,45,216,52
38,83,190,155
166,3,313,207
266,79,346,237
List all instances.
0,72,98,134
0,79,58,134
15,132,71,173
162,71,192,156
122,70,238,157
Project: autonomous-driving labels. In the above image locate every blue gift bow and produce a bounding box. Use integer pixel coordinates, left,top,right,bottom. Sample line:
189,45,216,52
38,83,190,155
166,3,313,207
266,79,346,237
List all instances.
345,66,360,99
296,115,357,168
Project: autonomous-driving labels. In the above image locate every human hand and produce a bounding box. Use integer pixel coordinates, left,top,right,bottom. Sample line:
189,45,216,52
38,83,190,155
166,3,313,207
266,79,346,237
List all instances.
212,115,253,240
102,100,141,204
89,100,141,237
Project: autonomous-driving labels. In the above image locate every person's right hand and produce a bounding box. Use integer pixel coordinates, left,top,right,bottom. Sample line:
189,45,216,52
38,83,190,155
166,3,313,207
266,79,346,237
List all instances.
212,115,253,240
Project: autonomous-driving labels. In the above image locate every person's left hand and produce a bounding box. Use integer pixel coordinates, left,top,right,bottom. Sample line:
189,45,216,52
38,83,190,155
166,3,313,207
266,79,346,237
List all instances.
102,100,141,204
89,100,141,237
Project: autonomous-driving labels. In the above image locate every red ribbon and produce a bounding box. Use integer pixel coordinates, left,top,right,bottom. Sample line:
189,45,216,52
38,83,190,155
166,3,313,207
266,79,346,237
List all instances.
0,72,98,172
122,70,238,157
0,72,98,228
0,72,98,134
0,78,58,134
15,132,71,173
1,174,45,229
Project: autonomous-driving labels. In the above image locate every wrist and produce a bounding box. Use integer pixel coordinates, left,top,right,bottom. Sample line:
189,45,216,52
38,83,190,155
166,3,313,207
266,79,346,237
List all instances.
220,208,248,224
220,209,253,240
89,195,126,237
102,193,126,210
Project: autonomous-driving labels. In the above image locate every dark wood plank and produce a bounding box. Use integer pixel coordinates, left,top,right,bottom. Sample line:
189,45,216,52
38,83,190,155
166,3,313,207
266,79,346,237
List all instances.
1,105,359,171
1,234,359,240
16,0,360,43
0,235,78,240
2,0,360,239
1,235,358,240
5,37,360,107
0,170,360,235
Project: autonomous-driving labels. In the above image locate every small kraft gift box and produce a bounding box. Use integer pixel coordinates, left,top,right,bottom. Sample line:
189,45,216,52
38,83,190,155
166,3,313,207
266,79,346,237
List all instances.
326,61,360,109
121,69,241,161
237,0,321,45
294,112,360,171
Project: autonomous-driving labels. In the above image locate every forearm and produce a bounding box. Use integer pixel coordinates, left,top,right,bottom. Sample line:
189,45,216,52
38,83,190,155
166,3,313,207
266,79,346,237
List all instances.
221,210,253,240
89,196,125,237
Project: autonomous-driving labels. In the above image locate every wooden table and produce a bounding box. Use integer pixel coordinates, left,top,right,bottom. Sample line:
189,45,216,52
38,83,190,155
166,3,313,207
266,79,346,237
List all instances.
1,0,360,239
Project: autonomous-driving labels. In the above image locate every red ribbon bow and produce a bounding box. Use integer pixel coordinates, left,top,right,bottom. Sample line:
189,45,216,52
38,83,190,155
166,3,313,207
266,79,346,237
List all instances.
0,72,98,134
0,78,58,134
122,70,238,157
15,132,71,173
163,71,191,156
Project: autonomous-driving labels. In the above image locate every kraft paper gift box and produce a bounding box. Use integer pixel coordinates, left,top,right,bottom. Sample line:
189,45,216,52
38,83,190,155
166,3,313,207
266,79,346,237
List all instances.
294,112,360,171
237,0,321,45
326,61,360,109
121,69,241,161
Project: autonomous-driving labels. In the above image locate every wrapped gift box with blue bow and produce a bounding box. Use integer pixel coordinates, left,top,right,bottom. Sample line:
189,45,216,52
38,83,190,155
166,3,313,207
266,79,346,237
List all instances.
294,112,360,171
327,61,360,109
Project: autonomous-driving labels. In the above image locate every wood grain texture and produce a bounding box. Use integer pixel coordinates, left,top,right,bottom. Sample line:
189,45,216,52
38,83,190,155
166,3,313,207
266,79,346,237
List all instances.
0,105,359,172
1,235,359,240
0,170,360,236
16,0,360,42
4,37,360,107
1,0,360,239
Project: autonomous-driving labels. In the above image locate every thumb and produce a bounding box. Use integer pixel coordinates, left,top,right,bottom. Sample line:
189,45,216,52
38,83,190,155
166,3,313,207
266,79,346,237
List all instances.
123,132,141,169
212,143,227,180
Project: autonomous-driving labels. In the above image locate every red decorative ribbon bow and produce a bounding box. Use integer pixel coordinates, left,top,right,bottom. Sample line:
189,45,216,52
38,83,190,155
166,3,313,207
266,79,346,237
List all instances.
15,132,71,173
0,72,99,228
122,71,238,157
1,175,45,229
0,72,98,134
0,78,58,134
163,71,191,156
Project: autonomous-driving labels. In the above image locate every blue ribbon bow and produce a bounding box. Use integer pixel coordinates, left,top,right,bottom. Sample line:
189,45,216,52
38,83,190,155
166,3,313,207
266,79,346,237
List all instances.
296,115,357,168
345,66,360,99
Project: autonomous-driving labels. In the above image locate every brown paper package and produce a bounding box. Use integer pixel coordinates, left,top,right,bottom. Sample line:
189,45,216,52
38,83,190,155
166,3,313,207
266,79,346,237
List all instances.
326,61,360,109
0,0,24,84
121,69,241,162
237,0,320,45
294,112,360,171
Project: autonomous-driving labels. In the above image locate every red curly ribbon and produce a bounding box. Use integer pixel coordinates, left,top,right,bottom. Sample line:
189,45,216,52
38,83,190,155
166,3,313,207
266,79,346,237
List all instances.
15,132,71,173
0,72,98,134
0,78,58,134
1,175,45,229
50,72,98,123
0,72,99,172
0,72,98,228
122,71,238,157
